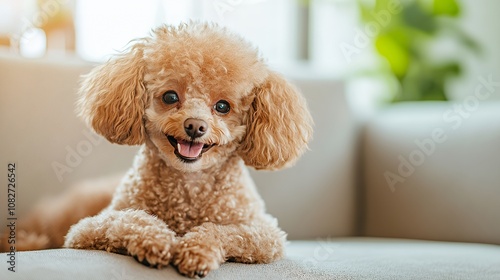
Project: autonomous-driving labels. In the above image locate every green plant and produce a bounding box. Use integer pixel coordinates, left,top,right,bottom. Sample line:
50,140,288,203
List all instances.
357,0,479,102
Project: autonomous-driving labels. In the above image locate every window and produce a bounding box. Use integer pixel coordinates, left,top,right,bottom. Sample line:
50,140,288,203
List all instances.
1,0,363,72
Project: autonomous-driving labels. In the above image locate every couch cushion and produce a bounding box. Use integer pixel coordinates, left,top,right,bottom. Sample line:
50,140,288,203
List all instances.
2,238,499,279
363,102,500,245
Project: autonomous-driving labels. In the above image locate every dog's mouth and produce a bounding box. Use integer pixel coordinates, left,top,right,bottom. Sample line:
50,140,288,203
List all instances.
167,135,215,163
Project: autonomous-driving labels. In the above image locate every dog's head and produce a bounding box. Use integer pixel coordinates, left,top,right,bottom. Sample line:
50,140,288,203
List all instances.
78,23,313,172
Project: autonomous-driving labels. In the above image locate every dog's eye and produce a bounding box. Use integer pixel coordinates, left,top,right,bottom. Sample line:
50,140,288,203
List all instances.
214,100,230,114
162,90,179,104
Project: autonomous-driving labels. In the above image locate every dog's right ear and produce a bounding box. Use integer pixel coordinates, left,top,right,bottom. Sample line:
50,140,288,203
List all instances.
77,43,147,145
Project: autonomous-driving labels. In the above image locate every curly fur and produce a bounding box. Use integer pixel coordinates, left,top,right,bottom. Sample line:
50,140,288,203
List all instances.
2,22,313,278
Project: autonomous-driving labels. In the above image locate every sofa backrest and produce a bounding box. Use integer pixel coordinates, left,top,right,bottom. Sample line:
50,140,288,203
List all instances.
251,72,357,239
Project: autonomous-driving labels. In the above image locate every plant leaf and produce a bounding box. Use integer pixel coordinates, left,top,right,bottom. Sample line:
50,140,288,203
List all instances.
402,1,437,33
433,0,460,16
375,34,410,77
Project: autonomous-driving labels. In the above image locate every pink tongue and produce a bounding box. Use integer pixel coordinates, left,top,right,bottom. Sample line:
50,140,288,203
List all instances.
177,139,204,158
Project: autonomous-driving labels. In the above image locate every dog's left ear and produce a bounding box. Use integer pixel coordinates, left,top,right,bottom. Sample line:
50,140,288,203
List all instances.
239,71,313,170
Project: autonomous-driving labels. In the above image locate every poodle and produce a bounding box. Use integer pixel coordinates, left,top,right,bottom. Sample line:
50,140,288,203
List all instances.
4,22,313,278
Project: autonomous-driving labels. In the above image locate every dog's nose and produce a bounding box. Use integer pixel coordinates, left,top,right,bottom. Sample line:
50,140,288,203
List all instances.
184,118,208,139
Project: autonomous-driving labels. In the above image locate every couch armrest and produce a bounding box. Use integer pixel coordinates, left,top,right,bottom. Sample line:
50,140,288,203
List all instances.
362,102,500,244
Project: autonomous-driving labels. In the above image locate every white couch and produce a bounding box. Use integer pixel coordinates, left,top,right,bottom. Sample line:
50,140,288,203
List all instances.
1,51,499,279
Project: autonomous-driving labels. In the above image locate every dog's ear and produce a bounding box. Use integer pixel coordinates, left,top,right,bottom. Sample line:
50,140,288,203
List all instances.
77,43,147,145
239,71,313,170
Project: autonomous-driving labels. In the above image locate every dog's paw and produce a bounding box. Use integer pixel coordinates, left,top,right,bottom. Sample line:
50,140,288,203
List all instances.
173,240,224,278
128,237,174,269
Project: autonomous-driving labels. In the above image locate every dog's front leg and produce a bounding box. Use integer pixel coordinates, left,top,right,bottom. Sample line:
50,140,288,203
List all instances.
64,209,177,268
173,215,286,278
